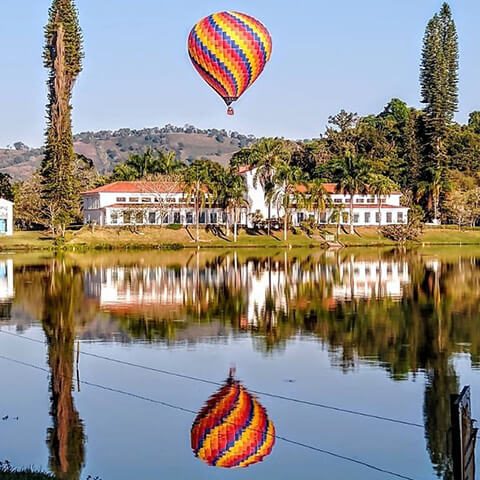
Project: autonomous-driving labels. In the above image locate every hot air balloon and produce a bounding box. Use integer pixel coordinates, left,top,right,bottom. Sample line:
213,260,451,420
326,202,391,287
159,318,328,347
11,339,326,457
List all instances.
187,11,273,116
191,371,275,468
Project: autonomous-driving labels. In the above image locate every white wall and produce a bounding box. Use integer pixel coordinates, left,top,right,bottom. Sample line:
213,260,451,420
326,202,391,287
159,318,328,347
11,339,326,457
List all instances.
0,199,14,236
0,259,14,300
242,169,271,223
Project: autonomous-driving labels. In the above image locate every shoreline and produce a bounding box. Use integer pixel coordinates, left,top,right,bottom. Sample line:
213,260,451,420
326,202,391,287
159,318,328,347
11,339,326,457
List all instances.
3,227,480,252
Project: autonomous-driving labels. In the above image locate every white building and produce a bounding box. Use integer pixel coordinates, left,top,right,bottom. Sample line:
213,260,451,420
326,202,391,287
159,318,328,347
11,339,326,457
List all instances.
239,166,409,228
82,181,226,227
0,199,13,236
81,169,408,228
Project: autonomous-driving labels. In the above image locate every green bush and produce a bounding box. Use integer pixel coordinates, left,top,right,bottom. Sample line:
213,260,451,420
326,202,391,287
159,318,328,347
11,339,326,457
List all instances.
166,224,183,231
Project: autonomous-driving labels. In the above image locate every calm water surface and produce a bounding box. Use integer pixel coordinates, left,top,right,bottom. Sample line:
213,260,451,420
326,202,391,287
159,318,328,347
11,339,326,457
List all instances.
0,247,479,480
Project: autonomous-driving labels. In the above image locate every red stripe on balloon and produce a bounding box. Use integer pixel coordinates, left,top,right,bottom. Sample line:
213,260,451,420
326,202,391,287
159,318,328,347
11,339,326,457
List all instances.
201,17,240,96
224,12,267,79
210,13,251,94
188,30,230,98
191,383,239,451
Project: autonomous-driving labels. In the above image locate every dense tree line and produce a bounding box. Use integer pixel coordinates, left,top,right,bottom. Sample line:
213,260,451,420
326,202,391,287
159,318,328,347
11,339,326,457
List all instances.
7,1,480,236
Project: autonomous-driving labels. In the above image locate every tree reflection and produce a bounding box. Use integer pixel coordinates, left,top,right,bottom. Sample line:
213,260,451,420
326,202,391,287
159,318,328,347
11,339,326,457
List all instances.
42,259,86,480
9,249,480,478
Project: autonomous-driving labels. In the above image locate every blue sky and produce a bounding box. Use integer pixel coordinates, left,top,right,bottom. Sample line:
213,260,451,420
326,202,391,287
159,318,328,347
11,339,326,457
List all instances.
0,0,479,147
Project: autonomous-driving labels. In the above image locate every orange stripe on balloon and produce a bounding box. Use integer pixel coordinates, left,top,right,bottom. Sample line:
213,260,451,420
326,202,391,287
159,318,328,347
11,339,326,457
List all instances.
196,388,251,463
216,12,260,95
188,25,235,98
230,11,272,64
215,399,265,468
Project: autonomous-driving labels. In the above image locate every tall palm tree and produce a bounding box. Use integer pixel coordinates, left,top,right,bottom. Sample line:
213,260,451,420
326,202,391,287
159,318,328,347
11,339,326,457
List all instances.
417,168,446,224
271,160,305,242
308,179,331,225
368,173,399,229
112,149,184,180
235,138,291,236
328,205,342,238
157,150,184,175
224,175,249,243
184,161,212,243
334,154,370,234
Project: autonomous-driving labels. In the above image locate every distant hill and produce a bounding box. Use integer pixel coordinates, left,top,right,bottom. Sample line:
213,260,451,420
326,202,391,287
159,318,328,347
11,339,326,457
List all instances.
0,125,257,181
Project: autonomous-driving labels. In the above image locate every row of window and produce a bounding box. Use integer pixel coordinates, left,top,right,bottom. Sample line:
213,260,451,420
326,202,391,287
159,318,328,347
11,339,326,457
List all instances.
298,211,405,224
332,196,386,204
110,211,226,225
115,196,185,204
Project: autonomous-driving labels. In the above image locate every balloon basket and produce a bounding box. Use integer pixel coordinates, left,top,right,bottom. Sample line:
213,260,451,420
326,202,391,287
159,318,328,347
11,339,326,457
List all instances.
227,107,234,116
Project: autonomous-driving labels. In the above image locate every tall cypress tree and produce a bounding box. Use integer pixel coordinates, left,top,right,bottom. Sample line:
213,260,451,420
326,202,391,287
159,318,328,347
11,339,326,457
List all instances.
41,0,83,236
419,2,458,220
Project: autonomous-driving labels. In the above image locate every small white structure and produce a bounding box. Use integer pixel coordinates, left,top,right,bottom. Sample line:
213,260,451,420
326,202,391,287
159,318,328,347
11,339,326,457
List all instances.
0,199,13,236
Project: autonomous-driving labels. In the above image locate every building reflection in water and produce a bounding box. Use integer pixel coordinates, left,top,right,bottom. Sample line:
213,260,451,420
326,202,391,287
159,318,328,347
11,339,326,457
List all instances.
9,251,480,479
0,259,14,321
191,371,275,468
83,254,412,328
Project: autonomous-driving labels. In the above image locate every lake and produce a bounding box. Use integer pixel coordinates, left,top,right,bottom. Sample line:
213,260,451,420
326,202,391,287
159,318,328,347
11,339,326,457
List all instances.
0,247,479,480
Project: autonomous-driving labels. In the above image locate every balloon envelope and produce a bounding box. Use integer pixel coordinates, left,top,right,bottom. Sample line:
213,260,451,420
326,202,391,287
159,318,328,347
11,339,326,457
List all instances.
188,11,272,109
191,376,275,468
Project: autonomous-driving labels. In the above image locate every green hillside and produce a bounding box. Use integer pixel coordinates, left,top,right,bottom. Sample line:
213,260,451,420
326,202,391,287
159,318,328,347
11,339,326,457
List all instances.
0,125,256,180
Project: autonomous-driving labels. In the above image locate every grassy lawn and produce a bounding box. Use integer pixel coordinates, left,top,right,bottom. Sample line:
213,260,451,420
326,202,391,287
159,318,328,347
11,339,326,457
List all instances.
0,231,54,251
66,225,322,249
3,226,480,251
420,227,480,244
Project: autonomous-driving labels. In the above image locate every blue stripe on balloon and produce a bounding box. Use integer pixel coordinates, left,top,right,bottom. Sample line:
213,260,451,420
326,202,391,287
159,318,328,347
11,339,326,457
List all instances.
192,28,238,96
212,394,255,467
208,15,252,89
244,418,270,465
227,12,268,64
193,385,242,455
190,54,228,98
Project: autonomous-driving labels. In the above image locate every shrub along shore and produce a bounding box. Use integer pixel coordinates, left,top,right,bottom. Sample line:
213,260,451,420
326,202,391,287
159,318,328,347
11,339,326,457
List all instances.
3,226,480,252
0,462,53,480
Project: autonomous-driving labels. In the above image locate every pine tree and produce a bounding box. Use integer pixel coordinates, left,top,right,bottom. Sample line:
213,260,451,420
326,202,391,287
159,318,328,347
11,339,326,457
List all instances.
419,2,458,221
41,0,83,236
420,3,459,137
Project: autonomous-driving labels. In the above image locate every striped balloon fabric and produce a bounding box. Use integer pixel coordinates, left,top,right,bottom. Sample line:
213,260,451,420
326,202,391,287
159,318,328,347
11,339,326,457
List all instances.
188,11,272,114
191,376,275,468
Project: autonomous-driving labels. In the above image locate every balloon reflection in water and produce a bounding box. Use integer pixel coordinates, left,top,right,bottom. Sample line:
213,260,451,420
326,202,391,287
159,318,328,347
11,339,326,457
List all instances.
191,372,275,468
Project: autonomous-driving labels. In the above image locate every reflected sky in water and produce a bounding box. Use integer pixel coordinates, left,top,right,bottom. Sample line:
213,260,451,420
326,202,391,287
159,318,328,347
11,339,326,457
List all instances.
0,248,479,480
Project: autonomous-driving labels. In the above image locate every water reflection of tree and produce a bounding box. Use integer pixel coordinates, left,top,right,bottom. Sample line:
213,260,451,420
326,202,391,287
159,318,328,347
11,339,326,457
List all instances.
13,251,478,479
42,260,86,480
105,251,480,478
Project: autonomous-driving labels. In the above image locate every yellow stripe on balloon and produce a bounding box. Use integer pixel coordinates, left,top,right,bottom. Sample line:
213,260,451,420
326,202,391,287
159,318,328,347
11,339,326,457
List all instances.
191,24,237,96
238,420,276,468
213,13,258,93
230,11,272,63
215,399,264,468
188,35,232,96
196,388,250,461
192,384,238,440
209,13,246,94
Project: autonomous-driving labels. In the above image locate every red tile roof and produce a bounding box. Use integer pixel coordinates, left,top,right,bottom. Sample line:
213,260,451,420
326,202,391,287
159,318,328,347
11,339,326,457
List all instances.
82,181,187,195
298,183,402,195
348,204,406,209
237,165,255,174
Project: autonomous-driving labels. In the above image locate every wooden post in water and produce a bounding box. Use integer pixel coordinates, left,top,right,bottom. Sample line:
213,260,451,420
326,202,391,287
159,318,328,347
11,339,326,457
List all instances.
450,386,478,480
